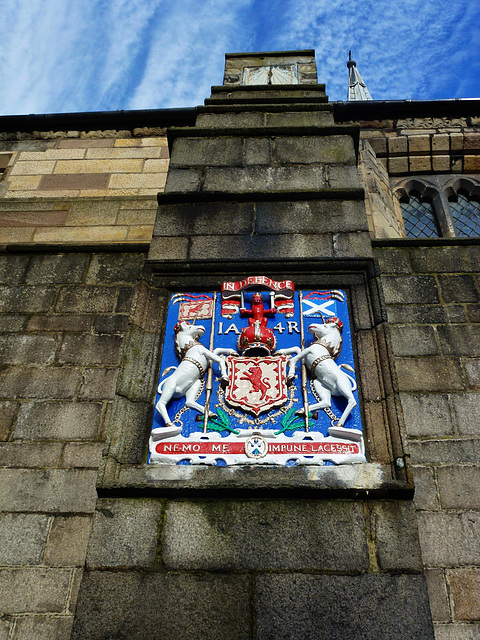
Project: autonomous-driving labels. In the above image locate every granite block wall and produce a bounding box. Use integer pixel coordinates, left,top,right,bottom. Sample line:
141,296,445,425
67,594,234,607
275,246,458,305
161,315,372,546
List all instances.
375,243,480,639
0,249,146,638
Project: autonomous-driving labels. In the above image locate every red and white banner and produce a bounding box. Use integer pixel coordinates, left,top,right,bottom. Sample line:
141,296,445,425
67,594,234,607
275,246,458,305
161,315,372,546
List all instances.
155,440,360,456
221,276,295,317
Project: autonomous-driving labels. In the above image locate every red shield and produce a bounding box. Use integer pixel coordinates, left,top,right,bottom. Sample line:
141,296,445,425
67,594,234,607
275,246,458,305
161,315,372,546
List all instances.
225,355,288,416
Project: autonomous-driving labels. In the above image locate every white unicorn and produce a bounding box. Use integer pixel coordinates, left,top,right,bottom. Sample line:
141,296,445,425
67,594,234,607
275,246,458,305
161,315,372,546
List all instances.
279,318,357,431
152,321,234,441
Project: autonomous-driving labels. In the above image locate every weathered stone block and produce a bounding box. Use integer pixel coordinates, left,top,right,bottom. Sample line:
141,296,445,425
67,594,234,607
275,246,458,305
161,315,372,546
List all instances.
72,571,251,639
87,499,163,568
388,156,408,173
203,165,328,192
448,569,480,620
55,159,143,173
0,334,58,365
0,365,82,399
26,254,89,285
26,313,92,333
432,134,449,151
418,510,480,568
388,136,407,154
390,325,438,357
0,400,19,440
162,500,369,572
355,330,384,402
438,275,480,303
154,202,254,236
93,314,129,334
147,236,189,261
0,313,28,332
437,465,480,509
412,466,440,510
14,401,102,440
189,232,333,261
464,358,480,390
11,616,74,640
255,574,434,639
255,200,368,235
243,137,271,164
274,135,355,165
326,164,362,188
55,286,118,313
164,168,202,192
424,569,450,622
0,469,97,513
44,516,92,566
386,305,466,325
170,137,243,167
434,623,480,640
372,501,423,571
381,275,439,305
400,393,454,437
395,357,464,392
116,327,161,402
408,135,431,153
0,286,56,313
86,253,145,285
196,112,265,128
0,567,72,613
0,514,50,565
432,155,450,171
437,325,480,356
116,286,135,313
61,442,104,468
0,619,10,640
77,367,118,401
106,395,150,464
0,255,29,284
410,246,479,273
0,442,63,468
409,438,480,465
266,110,334,127
451,393,480,435
374,247,412,274
58,334,123,365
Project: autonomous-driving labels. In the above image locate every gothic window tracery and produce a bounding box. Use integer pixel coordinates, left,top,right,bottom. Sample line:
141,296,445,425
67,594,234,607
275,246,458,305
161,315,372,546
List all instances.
394,177,480,239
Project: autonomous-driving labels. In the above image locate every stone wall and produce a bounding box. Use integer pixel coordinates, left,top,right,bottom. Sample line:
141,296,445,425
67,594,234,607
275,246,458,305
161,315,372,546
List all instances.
0,130,168,244
0,249,146,638
375,243,480,639
353,117,480,239
72,497,431,639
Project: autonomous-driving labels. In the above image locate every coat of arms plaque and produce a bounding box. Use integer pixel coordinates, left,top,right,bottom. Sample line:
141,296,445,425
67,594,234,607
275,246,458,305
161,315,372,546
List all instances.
149,277,365,466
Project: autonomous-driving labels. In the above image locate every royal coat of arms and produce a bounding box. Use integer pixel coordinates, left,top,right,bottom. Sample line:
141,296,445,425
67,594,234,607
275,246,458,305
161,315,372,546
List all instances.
149,276,365,466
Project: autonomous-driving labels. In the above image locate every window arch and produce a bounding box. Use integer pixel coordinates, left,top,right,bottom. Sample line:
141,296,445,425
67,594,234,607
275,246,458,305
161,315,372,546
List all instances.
394,176,480,239
394,179,441,239
445,178,480,238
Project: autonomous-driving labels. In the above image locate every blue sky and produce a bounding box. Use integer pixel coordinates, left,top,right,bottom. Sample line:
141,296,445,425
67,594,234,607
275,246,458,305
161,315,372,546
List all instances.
0,0,479,116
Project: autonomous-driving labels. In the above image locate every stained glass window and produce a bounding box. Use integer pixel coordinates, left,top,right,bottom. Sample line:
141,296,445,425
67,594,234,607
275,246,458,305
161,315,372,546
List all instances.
449,193,480,237
400,194,440,239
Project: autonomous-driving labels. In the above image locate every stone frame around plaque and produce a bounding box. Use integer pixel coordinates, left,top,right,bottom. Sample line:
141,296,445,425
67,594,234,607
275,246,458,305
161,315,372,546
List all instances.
97,262,411,496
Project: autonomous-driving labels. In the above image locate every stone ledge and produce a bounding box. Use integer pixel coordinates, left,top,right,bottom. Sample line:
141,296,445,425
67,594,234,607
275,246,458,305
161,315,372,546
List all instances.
157,188,365,205
168,124,359,142
97,462,413,498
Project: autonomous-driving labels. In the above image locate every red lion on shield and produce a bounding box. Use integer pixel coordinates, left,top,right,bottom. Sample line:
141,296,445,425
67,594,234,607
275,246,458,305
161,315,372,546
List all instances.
240,364,271,401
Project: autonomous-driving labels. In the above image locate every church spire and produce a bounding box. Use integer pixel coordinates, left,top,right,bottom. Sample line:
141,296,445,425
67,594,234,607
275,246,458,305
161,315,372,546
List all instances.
347,50,372,101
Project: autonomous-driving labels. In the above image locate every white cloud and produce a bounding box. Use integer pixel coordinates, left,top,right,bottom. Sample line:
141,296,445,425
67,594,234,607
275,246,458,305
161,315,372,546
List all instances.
0,0,477,116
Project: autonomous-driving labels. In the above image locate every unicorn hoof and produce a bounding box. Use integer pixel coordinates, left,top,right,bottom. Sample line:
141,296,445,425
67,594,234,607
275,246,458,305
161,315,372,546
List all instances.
151,424,182,441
